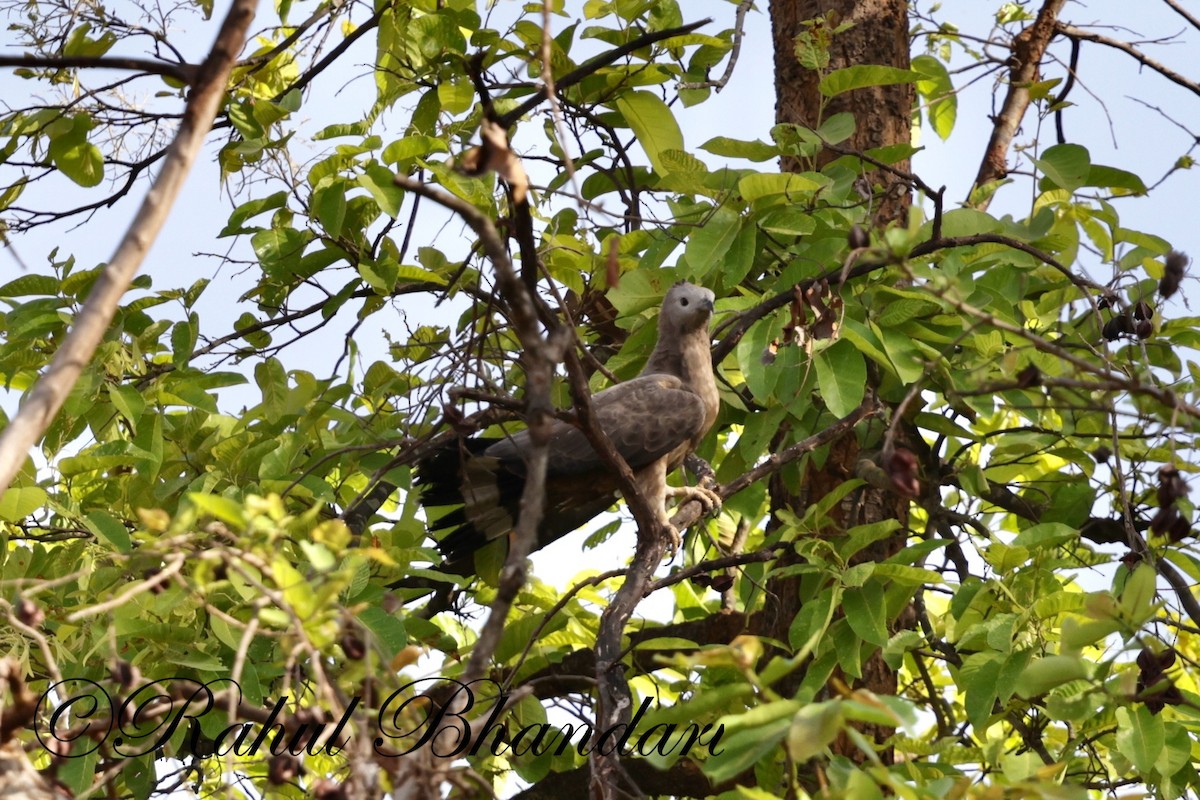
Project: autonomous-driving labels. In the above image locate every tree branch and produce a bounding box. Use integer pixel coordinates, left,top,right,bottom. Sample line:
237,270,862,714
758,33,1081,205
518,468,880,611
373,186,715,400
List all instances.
968,0,1068,209
0,0,259,497
1163,0,1200,31
0,54,196,83
1056,23,1200,98
496,19,712,128
391,173,560,688
678,1,753,91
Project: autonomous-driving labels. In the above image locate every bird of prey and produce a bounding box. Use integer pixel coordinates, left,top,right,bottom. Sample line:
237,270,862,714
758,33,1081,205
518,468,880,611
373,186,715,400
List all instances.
417,281,722,575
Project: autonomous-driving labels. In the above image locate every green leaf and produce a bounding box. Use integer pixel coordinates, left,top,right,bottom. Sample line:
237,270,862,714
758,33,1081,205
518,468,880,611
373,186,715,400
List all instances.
1086,164,1147,195
255,358,288,418
85,511,131,553
220,191,288,236
1119,562,1158,623
842,580,888,646
703,715,790,783
700,136,779,162
788,586,839,657
1035,143,1090,193
358,164,405,218
935,208,999,238
813,339,866,416
1011,522,1076,550
1116,706,1164,774
724,220,758,285
872,564,943,585
171,317,196,369
64,23,117,57
738,172,822,203
818,65,923,97
187,493,245,529
816,112,855,144
357,605,408,659
251,227,309,278
615,91,684,175
48,115,104,187
437,80,474,114
1156,721,1191,778
1060,616,1121,650
787,701,843,762
382,135,449,164
912,54,957,140
0,486,48,521
108,383,145,429
58,748,100,797
683,208,740,280
0,274,62,297
271,554,315,618
1015,655,1088,698
757,207,815,236
358,258,400,295
313,181,347,238
960,653,1002,730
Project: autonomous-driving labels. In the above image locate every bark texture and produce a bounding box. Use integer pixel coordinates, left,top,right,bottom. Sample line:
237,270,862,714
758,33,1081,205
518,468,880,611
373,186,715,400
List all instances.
766,0,913,763
771,0,913,223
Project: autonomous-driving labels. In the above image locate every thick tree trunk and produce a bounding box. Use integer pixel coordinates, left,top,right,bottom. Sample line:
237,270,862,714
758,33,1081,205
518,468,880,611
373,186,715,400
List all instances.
766,0,912,763
771,0,912,223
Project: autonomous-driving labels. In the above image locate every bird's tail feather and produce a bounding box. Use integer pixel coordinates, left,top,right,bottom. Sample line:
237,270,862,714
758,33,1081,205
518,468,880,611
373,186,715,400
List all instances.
416,438,525,561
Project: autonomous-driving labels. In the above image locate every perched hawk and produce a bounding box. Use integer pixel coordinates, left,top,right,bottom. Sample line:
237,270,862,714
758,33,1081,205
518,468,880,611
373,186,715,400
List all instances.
418,281,722,574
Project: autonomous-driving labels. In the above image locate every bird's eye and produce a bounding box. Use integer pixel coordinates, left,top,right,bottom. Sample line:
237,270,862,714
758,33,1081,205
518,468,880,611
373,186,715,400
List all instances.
680,298,689,306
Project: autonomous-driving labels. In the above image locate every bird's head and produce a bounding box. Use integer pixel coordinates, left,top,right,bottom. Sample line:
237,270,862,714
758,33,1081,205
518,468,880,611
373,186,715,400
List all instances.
661,281,716,334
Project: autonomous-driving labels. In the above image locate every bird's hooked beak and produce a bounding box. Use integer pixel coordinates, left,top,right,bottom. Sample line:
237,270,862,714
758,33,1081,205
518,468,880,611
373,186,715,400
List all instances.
700,297,715,313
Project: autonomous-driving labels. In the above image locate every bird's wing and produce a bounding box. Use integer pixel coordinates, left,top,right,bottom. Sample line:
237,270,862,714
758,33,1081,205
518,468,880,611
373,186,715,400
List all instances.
484,375,708,475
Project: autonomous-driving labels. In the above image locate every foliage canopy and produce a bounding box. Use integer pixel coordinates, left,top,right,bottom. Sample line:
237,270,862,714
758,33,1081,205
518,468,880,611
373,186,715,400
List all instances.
1,0,1199,798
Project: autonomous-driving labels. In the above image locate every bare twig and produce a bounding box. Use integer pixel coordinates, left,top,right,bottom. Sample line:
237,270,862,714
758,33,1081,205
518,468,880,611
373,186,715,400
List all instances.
679,0,753,91
1056,23,1200,98
392,173,559,688
0,53,196,83
66,553,186,621
496,19,712,128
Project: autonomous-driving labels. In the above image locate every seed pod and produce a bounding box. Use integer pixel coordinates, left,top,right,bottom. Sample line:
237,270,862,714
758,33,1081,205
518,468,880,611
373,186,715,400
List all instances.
313,779,347,800
1157,465,1188,507
268,754,302,785
885,448,920,497
1092,445,1111,464
848,224,869,249
1101,318,1123,341
1160,250,1188,299
1151,506,1175,536
14,598,44,628
1119,550,1141,569
1133,300,1153,321
709,575,735,593
1135,319,1153,339
1169,513,1191,543
1137,646,1159,674
340,631,366,661
110,660,139,690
